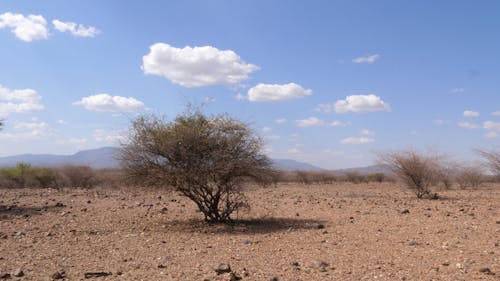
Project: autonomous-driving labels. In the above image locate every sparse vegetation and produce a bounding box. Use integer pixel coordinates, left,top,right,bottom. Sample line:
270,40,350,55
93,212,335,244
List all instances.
455,165,484,189
119,110,275,223
477,149,500,180
380,150,442,199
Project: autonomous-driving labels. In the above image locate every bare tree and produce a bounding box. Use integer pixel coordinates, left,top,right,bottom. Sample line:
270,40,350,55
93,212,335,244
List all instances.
380,150,442,198
476,149,500,178
119,111,275,223
455,165,484,189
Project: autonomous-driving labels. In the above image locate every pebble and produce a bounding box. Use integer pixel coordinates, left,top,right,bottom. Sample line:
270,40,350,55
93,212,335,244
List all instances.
479,267,495,275
214,263,231,275
401,209,410,214
0,273,11,279
51,270,65,279
13,268,24,277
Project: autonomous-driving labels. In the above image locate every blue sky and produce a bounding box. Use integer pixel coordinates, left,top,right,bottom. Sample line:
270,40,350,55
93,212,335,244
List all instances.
0,1,499,169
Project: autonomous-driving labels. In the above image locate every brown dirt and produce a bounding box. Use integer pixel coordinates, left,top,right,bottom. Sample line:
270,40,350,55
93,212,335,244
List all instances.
1,183,499,280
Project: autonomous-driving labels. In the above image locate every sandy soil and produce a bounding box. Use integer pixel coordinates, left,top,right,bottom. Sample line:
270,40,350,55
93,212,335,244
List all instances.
0,183,499,280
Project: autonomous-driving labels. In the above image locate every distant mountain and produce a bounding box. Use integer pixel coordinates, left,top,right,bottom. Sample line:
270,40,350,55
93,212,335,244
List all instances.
334,164,392,175
0,147,325,171
271,159,324,171
0,147,120,169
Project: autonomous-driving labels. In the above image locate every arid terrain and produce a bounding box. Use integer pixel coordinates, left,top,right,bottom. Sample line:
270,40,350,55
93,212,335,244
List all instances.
1,183,499,280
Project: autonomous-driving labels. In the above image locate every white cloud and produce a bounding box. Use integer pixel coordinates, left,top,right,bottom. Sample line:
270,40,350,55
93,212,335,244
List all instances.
262,127,272,132
248,83,312,102
463,110,479,117
334,94,390,113
360,129,375,136
235,93,247,101
484,121,500,132
484,131,498,139
315,103,333,113
451,88,465,93
94,129,127,143
56,137,88,145
296,117,324,127
0,84,44,116
330,120,348,127
142,43,258,87
0,120,52,141
73,93,144,112
288,147,300,154
491,111,500,116
458,121,480,129
52,19,99,37
0,12,49,42
340,137,374,145
57,119,68,125
352,54,380,64
275,118,287,124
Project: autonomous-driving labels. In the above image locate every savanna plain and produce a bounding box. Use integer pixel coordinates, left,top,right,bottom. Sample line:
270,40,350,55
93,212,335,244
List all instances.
1,182,499,281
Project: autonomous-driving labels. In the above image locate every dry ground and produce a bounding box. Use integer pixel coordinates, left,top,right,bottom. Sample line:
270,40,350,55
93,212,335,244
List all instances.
1,183,499,281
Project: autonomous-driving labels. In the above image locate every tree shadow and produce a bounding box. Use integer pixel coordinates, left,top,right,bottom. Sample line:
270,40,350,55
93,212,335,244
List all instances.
0,204,63,220
164,217,328,235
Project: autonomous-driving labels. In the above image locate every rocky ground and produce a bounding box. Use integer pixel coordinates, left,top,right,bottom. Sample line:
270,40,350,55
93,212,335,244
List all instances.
0,182,499,280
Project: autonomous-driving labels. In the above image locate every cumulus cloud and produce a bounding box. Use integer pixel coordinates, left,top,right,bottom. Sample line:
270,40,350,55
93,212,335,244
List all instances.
94,129,127,143
315,103,333,113
334,94,390,113
73,93,144,112
340,137,374,145
264,134,280,141
352,54,380,64
248,83,312,102
463,110,479,117
433,119,449,126
288,147,300,154
275,118,287,124
296,117,324,127
0,84,44,116
52,19,99,37
262,127,272,132
0,120,53,140
330,120,348,127
492,111,500,116
458,121,480,129
484,121,500,132
0,12,49,41
142,43,258,87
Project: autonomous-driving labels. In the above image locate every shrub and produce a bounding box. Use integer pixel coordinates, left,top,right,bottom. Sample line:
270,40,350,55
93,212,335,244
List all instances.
56,165,95,188
476,149,500,180
380,150,442,199
455,165,484,189
119,111,275,223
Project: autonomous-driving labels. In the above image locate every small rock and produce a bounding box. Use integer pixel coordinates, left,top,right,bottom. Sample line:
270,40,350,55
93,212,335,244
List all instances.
401,209,410,214
442,261,450,266
51,270,65,279
456,263,463,269
241,239,252,245
270,277,279,281
214,264,231,275
13,269,24,277
84,272,112,278
307,222,325,229
228,272,242,281
160,207,168,213
55,202,65,207
0,273,11,279
310,260,329,272
479,268,495,275
157,264,166,269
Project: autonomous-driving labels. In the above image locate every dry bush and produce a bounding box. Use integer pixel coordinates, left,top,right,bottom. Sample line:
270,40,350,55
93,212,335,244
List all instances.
343,172,368,184
366,173,387,183
476,149,500,180
380,150,442,199
119,111,275,223
55,165,95,188
455,165,484,189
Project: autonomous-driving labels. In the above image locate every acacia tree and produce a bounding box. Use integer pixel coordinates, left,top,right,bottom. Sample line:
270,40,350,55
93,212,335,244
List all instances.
119,111,275,223
380,150,442,198
476,149,500,180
